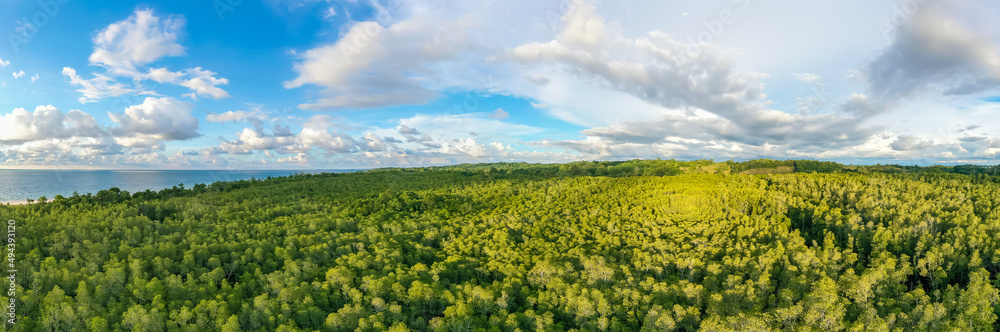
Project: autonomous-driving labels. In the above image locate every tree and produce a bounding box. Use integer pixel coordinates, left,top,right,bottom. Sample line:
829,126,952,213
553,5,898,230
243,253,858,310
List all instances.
7,159,1000,330
952,269,999,330
221,315,242,332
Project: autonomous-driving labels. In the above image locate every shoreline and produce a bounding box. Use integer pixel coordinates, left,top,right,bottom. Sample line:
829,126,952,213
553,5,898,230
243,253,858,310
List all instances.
1,201,30,206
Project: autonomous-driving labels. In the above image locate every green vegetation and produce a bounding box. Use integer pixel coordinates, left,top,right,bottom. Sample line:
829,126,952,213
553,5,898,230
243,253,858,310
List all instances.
3,159,1000,331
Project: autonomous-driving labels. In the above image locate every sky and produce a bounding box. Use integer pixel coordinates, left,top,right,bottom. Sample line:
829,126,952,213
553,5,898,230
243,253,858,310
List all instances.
0,0,999,169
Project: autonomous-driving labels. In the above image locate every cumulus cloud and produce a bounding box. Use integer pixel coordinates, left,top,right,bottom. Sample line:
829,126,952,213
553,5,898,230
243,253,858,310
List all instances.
360,132,387,152
866,10,1000,100
108,97,201,142
284,14,484,109
202,110,544,167
214,128,301,154
90,9,186,76
0,137,123,166
203,104,287,136
276,153,311,165
958,136,1000,156
146,67,230,100
62,67,143,103
12,71,24,79
506,1,880,157
210,115,357,156
890,135,934,151
509,3,769,121
438,138,494,158
145,67,181,83
839,94,883,117
13,1,1000,168
0,58,8,68
0,107,131,167
299,125,357,154
273,0,893,163
62,67,140,103
285,0,874,162
0,106,104,145
178,68,230,99
63,9,229,103
398,124,421,135
489,108,510,120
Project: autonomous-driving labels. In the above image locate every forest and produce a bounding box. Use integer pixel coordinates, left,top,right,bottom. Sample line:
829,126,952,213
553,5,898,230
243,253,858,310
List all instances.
2,159,1000,331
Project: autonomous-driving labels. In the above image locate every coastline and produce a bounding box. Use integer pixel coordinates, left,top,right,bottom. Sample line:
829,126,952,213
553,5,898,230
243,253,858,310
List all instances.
1,201,29,206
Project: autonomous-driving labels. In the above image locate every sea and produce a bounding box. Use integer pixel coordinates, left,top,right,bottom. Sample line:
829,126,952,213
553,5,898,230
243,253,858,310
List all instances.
0,169,364,203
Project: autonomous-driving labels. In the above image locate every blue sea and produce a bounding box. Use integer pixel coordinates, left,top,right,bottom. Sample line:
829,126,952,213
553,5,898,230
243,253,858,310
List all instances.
0,169,362,203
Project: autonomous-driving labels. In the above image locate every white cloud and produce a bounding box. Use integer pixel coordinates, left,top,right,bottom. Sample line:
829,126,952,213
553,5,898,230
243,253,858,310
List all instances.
504,1,885,157
12,71,24,79
11,0,1000,168
206,110,263,123
0,103,213,167
890,135,934,151
145,67,181,83
108,97,200,142
90,9,186,76
840,94,881,116
63,9,229,104
62,67,138,103
398,113,541,139
276,153,310,165
526,74,551,86
361,132,386,151
203,110,544,167
866,9,1000,100
178,68,230,99
0,106,104,145
439,137,488,157
221,128,300,153
0,59,9,68
398,124,420,135
299,128,357,154
0,137,123,166
30,74,39,83
274,0,905,163
285,15,484,109
793,73,823,84
489,108,509,120
209,115,356,156
508,12,768,123
146,67,230,100
557,2,607,48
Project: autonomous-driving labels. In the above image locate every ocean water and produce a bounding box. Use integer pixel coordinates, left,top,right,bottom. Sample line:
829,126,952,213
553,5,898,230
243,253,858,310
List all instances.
0,169,361,203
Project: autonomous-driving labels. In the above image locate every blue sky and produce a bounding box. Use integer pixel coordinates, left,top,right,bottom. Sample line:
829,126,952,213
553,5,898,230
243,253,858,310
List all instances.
1,0,999,169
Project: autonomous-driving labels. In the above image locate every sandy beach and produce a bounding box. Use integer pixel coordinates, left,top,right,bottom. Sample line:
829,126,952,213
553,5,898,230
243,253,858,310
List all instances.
1,201,30,206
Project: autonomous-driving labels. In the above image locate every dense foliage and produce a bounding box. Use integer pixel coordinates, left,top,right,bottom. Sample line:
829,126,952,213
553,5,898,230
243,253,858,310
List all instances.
3,159,1000,331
